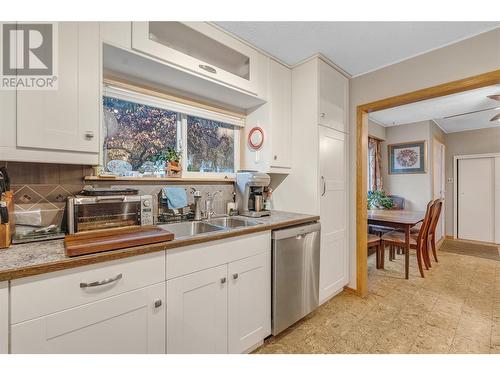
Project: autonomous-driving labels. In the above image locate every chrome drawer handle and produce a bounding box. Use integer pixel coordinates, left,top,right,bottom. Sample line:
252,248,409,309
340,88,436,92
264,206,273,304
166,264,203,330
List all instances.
80,273,122,288
199,64,217,74
232,273,239,280
220,277,227,284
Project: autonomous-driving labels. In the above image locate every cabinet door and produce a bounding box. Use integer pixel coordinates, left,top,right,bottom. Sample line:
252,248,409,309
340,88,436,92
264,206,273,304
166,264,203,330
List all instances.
318,60,348,132
167,264,228,354
269,59,292,170
319,126,348,302
228,252,271,353
132,22,258,95
0,281,8,354
11,283,165,354
17,22,100,153
100,21,131,49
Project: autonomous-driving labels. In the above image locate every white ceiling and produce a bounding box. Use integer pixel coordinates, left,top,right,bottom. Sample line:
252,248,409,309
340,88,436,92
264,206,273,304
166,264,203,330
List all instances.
369,85,500,133
214,22,499,76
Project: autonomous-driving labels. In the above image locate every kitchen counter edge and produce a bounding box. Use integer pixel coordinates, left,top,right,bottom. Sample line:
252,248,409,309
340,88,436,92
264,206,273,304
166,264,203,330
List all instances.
0,214,319,282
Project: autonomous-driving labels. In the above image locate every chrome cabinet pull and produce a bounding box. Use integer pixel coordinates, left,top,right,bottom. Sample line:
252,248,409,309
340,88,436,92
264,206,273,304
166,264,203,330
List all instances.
320,112,326,118
154,299,162,308
199,64,217,74
232,273,239,280
80,273,122,288
321,176,326,197
84,131,95,140
220,277,227,284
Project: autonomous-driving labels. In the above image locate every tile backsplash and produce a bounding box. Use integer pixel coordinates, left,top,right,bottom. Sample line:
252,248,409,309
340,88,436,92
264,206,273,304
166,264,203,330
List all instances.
1,161,235,229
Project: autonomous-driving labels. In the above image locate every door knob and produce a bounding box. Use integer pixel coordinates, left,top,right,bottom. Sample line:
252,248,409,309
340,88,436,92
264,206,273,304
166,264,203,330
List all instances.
154,299,162,308
220,277,227,284
232,273,239,280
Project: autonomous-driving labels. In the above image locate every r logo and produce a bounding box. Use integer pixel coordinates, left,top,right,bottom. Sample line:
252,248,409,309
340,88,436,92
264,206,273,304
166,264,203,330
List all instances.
2,23,53,76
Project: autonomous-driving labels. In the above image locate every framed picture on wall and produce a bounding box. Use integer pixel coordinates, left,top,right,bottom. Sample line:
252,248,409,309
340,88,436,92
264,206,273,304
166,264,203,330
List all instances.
388,140,427,174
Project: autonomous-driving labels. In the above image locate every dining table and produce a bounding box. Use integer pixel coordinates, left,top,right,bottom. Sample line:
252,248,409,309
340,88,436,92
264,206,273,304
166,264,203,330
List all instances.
368,209,425,279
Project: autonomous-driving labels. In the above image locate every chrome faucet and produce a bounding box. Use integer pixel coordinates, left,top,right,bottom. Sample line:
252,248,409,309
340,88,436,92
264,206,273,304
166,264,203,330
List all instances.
190,188,203,221
205,190,222,219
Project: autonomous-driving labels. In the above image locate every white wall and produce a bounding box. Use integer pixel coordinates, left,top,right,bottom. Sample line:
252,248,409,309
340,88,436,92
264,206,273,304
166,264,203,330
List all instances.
381,121,432,211
348,28,500,289
368,119,386,140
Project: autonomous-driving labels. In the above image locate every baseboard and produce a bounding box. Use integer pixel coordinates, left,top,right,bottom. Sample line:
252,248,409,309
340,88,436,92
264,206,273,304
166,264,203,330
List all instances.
343,286,361,296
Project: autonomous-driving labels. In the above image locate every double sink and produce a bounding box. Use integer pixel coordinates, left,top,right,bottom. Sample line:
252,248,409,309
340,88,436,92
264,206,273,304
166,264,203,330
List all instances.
160,217,262,239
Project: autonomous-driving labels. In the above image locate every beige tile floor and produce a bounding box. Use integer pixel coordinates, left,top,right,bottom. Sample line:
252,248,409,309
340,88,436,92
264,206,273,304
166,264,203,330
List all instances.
255,247,500,354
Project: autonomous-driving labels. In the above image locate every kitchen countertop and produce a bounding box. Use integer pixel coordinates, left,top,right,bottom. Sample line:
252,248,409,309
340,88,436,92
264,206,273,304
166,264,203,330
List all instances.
0,211,319,282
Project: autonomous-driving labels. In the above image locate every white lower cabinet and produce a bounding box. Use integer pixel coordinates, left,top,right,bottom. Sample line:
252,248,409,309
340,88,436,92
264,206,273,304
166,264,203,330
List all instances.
166,265,228,354
0,281,8,354
228,252,271,353
11,282,165,354
166,232,272,354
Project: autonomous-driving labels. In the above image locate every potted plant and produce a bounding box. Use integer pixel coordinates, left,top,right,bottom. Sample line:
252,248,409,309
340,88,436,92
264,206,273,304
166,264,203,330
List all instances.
367,190,394,210
151,148,182,178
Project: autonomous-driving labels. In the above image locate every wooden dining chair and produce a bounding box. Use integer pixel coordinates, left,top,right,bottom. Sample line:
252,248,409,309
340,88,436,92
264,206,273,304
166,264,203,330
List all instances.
426,199,443,264
380,200,435,278
368,234,382,269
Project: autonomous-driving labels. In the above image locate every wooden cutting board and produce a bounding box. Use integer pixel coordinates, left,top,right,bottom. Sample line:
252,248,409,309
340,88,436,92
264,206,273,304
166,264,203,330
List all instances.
65,226,174,257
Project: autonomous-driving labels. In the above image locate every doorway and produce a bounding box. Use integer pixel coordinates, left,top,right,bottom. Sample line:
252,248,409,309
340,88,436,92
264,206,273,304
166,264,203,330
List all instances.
455,154,500,244
355,70,500,297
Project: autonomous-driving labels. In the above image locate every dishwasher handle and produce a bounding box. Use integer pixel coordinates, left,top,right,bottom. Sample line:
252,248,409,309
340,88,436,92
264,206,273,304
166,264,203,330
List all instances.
272,222,321,240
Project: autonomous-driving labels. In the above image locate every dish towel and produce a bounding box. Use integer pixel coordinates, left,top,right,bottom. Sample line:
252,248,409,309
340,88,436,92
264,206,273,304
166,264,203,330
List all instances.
163,187,188,209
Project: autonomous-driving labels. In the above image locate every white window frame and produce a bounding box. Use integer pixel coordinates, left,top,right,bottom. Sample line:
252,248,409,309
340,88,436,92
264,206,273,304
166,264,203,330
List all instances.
103,85,242,179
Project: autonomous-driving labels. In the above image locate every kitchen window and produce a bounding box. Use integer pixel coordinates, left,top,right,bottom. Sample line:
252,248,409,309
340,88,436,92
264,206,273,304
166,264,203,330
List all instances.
103,85,242,178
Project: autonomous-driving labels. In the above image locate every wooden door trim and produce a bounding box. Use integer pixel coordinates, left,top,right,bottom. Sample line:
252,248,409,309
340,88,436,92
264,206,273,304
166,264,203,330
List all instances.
356,69,500,297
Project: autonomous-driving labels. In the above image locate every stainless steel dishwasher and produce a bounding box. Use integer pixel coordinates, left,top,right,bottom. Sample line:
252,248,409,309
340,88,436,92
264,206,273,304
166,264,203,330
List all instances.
271,222,321,335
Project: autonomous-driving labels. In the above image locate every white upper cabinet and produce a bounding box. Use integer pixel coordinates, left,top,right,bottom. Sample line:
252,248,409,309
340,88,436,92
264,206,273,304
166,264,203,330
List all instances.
100,21,131,50
244,58,292,174
16,22,101,156
269,59,292,170
132,22,260,95
318,60,348,133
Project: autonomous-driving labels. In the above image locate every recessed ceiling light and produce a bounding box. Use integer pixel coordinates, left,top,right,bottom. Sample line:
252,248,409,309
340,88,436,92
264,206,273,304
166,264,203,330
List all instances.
487,94,500,101
490,113,500,122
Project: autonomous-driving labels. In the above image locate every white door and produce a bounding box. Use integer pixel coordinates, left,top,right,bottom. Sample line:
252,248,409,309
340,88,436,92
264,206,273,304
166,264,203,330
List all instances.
16,22,100,153
11,283,165,354
432,139,445,240
319,126,348,303
228,252,271,354
458,157,495,243
167,264,228,354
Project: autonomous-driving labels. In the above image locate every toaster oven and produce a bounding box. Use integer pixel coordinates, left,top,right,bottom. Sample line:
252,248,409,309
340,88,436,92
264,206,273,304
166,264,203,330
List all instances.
66,194,154,234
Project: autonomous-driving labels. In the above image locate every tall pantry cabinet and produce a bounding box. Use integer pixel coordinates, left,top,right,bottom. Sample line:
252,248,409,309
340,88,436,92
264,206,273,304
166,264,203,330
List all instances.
273,57,349,303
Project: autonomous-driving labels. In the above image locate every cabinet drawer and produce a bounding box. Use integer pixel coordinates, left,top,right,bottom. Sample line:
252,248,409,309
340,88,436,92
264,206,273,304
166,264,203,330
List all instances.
11,282,165,354
11,251,165,324
166,231,271,280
